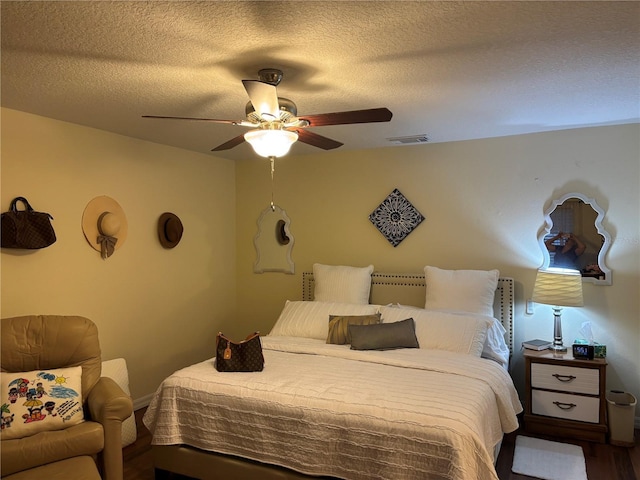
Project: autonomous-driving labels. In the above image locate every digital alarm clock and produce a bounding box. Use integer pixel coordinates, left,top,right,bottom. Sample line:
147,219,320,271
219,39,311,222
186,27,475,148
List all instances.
572,344,595,360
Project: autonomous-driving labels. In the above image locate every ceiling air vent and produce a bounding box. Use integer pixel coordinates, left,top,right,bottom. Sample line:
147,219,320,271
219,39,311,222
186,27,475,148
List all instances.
386,135,429,145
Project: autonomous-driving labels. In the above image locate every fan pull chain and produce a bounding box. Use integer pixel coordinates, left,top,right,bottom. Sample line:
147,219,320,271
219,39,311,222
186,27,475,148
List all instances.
269,156,276,211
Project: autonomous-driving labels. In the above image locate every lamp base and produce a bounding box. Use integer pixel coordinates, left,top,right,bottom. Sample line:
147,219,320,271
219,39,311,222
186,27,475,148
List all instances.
551,306,567,353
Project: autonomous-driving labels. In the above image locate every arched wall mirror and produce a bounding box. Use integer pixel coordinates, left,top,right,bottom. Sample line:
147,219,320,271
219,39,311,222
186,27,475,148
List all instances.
538,193,612,285
253,205,295,274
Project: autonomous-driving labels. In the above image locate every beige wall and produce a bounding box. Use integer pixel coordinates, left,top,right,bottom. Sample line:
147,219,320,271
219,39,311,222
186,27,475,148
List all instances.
2,108,638,420
235,124,640,417
1,108,237,403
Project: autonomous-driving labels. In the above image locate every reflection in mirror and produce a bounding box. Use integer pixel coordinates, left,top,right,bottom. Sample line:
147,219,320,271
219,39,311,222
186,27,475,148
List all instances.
539,193,612,285
254,205,294,274
275,220,290,245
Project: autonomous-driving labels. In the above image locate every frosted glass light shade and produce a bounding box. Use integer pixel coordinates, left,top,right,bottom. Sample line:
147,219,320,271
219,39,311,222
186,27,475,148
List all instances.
244,130,298,158
532,268,584,307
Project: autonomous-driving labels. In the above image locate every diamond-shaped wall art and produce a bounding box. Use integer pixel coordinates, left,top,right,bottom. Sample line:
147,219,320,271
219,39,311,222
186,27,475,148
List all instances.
369,188,424,247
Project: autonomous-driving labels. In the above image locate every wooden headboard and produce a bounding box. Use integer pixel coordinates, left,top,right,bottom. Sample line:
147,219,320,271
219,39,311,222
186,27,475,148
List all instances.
303,272,515,354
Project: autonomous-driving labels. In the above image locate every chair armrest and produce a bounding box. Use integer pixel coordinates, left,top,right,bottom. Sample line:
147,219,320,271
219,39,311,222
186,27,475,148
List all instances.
87,376,134,480
87,376,133,423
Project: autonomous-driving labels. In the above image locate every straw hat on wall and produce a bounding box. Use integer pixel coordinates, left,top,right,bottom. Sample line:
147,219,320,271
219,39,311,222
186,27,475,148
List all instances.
82,196,127,259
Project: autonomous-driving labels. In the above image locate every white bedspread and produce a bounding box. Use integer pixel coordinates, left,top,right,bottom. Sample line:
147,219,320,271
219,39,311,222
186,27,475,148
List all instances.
144,336,522,480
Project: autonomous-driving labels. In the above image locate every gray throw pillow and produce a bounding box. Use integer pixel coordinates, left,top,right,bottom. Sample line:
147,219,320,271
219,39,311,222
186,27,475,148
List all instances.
349,318,419,351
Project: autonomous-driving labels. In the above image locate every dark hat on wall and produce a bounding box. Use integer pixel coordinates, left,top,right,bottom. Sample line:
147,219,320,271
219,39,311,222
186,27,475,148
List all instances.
158,212,183,249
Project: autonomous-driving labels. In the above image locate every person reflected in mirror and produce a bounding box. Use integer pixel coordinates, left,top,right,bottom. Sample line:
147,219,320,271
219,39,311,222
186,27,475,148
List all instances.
545,232,586,269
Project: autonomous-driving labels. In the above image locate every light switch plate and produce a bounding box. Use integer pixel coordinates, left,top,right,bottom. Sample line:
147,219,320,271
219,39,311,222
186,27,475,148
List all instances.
526,299,534,315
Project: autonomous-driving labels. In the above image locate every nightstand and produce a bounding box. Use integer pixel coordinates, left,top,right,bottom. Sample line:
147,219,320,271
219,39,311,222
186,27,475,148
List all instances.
523,349,607,443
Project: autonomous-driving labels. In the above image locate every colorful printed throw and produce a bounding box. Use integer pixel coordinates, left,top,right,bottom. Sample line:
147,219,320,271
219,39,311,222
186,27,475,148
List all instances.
1,366,84,440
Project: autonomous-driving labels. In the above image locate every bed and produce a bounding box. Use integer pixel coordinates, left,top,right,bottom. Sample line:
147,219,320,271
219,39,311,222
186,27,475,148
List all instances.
144,267,522,480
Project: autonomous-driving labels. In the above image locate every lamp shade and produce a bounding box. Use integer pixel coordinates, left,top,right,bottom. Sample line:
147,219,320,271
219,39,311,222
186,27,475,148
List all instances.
244,129,298,158
532,267,584,307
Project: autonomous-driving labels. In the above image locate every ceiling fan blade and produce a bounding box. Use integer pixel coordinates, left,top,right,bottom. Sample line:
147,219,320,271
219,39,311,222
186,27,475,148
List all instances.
142,115,256,127
299,107,393,127
295,129,343,150
242,80,280,120
211,134,246,152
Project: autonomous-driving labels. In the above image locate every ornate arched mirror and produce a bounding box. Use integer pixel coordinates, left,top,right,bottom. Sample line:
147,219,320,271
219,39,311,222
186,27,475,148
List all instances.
538,193,611,285
253,205,295,274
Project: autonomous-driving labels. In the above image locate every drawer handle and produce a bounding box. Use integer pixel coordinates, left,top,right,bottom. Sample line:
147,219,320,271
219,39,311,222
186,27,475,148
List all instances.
552,373,576,382
553,401,577,410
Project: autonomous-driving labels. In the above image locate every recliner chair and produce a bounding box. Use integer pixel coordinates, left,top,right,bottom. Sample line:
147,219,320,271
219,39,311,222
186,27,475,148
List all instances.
1,315,133,480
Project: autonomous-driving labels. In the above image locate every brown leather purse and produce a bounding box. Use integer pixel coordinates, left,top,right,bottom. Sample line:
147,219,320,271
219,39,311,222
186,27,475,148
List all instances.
215,332,264,372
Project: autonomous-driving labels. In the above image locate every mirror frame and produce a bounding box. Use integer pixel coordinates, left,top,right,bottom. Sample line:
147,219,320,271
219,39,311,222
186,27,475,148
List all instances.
538,192,612,285
253,205,295,274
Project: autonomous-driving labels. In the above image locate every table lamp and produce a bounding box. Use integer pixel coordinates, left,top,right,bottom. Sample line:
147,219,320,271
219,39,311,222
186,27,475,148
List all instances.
532,267,584,352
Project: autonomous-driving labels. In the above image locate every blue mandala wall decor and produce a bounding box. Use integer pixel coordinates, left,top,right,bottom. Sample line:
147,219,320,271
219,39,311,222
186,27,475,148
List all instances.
369,189,424,247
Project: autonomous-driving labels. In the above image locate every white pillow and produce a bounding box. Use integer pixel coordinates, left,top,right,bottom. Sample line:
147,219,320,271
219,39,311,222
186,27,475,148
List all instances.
269,300,380,340
1,366,84,440
313,263,374,304
424,266,499,316
379,305,491,356
482,318,510,369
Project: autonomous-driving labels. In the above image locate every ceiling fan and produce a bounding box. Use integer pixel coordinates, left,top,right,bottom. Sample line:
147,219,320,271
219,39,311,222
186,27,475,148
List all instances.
143,68,393,157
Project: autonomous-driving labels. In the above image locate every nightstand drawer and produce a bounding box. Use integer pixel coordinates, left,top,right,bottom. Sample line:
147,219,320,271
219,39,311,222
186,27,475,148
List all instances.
531,363,599,395
532,390,600,423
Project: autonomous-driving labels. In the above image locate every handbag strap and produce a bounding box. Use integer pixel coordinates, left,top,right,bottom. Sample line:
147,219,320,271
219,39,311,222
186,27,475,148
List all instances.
218,332,260,344
10,197,34,213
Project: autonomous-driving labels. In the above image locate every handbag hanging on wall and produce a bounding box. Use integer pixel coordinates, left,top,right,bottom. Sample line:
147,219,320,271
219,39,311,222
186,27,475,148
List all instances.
1,197,56,249
215,332,264,372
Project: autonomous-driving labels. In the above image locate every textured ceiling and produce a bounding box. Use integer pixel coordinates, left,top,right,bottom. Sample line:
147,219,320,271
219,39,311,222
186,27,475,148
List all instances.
1,1,638,160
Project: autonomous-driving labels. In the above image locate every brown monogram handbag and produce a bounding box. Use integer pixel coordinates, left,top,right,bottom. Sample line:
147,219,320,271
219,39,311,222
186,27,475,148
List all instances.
215,332,264,372
1,197,56,249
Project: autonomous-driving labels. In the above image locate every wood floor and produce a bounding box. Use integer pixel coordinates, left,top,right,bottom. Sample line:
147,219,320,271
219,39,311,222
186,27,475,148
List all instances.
124,408,640,480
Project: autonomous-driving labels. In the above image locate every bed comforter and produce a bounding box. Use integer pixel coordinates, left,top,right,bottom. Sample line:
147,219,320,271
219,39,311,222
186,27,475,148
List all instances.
143,336,522,480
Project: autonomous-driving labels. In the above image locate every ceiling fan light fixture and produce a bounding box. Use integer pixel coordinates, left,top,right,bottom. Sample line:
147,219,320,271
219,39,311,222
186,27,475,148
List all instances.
244,129,298,158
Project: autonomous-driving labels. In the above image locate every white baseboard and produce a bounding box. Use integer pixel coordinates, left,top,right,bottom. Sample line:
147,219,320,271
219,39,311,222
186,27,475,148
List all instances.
133,393,154,411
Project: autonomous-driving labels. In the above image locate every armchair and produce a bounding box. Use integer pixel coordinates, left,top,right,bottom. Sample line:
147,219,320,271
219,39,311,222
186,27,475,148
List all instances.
1,315,133,480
